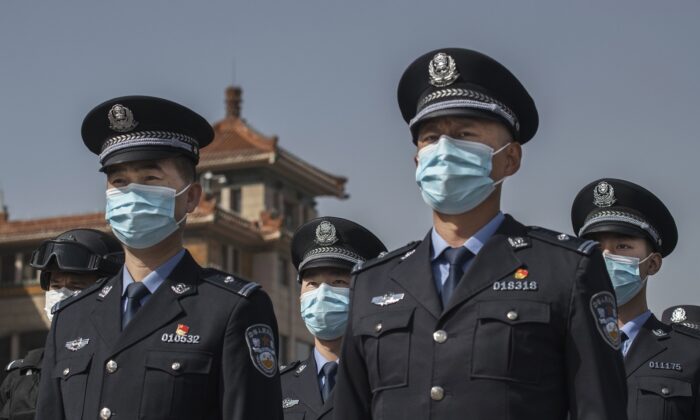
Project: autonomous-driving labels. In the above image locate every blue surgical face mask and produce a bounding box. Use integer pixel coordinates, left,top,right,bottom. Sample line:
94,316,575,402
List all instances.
603,252,653,306
415,136,510,215
300,283,350,340
105,183,190,249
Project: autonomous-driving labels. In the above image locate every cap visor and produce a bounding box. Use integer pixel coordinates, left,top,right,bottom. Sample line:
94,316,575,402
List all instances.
298,258,355,279
100,147,194,171
581,222,651,243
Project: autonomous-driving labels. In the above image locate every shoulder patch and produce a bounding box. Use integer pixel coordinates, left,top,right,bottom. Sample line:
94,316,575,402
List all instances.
279,360,301,375
201,268,261,297
671,323,700,340
52,277,109,314
352,241,421,275
528,226,598,255
5,359,24,372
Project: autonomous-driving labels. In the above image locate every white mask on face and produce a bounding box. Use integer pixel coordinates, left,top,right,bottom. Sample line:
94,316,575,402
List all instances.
44,288,78,321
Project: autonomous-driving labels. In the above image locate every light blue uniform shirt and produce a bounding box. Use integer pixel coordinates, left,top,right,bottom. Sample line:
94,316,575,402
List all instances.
620,309,653,356
430,212,505,295
314,347,339,390
121,249,186,314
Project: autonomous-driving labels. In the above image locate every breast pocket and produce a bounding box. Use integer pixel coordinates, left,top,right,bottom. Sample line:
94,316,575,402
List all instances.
471,300,550,384
354,308,414,392
634,376,693,420
139,350,213,420
53,354,93,419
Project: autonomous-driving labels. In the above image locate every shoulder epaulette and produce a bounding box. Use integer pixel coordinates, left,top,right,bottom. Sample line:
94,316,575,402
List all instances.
352,241,421,274
52,277,109,314
671,323,700,340
527,226,598,255
279,360,301,375
5,358,24,372
201,268,261,298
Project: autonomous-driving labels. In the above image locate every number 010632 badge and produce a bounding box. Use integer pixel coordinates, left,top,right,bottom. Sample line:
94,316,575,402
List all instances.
245,324,277,378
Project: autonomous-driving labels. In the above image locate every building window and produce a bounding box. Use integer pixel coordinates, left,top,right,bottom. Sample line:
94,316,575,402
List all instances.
279,334,289,365
0,254,15,286
230,188,242,214
278,257,290,286
283,200,297,231
20,253,37,284
220,245,241,275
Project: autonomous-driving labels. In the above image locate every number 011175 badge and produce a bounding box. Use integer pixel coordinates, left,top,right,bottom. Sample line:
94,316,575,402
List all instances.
245,324,278,378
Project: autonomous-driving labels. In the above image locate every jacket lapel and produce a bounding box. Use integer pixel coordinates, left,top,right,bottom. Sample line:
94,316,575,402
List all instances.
389,232,442,320
625,315,670,377
110,251,200,356
442,215,525,315
295,353,324,416
90,272,123,349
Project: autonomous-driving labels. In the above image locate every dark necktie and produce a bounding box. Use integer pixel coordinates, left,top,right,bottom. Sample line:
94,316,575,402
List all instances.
122,282,150,329
441,247,473,307
320,361,338,403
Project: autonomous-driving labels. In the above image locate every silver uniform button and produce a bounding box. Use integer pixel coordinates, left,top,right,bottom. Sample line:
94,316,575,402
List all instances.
661,387,670,396
433,330,447,343
430,386,445,401
105,360,118,374
375,323,383,333
62,368,70,376
171,362,181,371
506,310,519,321
100,407,112,419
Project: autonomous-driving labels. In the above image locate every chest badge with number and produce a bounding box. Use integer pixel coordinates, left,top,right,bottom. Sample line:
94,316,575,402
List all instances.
493,268,538,291
162,324,200,344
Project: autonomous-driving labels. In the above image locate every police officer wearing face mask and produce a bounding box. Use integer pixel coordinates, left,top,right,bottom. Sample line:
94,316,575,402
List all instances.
1,229,123,420
36,96,283,420
572,178,700,420
280,217,386,420
333,48,628,420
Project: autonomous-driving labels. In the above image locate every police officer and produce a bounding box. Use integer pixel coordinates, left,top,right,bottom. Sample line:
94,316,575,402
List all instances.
280,217,386,420
663,305,700,330
36,96,283,420
333,48,628,420
572,178,700,419
0,229,123,420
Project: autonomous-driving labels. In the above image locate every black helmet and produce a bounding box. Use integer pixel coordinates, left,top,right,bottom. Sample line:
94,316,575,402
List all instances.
31,229,124,290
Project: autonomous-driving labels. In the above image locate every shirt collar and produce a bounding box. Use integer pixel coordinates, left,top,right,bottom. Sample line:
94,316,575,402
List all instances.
122,249,186,296
431,212,505,261
620,309,653,344
313,347,339,376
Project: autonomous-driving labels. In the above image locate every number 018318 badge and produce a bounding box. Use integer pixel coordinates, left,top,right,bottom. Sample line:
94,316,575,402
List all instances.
245,324,277,378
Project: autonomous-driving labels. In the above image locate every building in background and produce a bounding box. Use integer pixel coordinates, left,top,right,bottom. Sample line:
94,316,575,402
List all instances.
0,86,347,376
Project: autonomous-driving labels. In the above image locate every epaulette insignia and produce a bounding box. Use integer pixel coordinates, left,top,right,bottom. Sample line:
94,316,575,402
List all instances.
352,241,421,274
527,226,598,255
52,277,108,314
5,359,23,372
279,360,301,375
201,268,261,297
671,323,700,339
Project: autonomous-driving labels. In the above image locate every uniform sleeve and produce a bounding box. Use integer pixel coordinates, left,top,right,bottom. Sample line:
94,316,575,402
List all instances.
35,318,65,420
566,249,628,420
0,371,14,419
221,290,283,420
332,280,372,420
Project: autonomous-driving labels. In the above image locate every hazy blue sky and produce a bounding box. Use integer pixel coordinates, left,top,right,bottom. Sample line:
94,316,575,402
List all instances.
1,1,698,313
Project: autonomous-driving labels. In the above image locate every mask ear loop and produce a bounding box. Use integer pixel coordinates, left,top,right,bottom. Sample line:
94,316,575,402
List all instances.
173,183,194,226
491,142,513,186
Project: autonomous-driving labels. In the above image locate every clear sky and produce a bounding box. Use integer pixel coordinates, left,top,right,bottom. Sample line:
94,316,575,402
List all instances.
1,0,698,314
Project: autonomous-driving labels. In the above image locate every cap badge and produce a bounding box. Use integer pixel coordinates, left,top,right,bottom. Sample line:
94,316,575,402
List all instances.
671,307,687,323
314,221,338,246
107,104,138,133
593,181,617,208
428,52,460,87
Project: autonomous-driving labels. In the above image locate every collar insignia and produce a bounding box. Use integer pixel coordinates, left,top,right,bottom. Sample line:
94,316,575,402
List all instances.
282,398,300,409
652,329,668,337
428,52,460,87
315,221,338,246
593,181,617,208
171,283,190,295
371,292,405,307
65,338,90,352
508,237,529,249
98,285,113,298
295,363,307,375
401,249,416,260
671,307,687,323
107,104,138,132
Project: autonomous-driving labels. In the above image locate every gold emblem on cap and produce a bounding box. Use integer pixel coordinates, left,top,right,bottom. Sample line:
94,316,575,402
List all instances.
108,104,138,133
593,181,617,208
428,52,460,87
315,221,338,246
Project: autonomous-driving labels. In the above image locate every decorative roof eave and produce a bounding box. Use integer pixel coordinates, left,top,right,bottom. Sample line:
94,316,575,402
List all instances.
197,151,275,172
0,213,109,246
272,149,348,198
